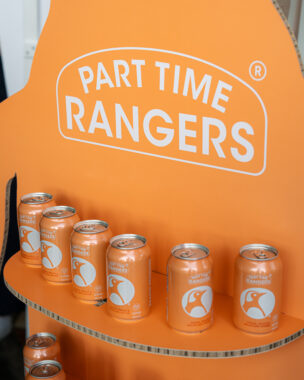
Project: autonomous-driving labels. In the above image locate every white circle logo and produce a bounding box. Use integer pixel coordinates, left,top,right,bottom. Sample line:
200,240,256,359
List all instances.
41,240,62,269
249,60,267,81
108,274,135,305
240,288,275,319
182,286,213,318
72,257,96,287
19,226,40,253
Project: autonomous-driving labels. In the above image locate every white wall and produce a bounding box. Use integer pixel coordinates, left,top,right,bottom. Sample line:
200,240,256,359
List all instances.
0,0,24,97
0,0,50,97
298,1,304,60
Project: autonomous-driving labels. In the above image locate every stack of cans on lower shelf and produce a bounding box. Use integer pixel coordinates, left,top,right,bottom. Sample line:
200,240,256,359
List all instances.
18,192,282,334
24,332,65,379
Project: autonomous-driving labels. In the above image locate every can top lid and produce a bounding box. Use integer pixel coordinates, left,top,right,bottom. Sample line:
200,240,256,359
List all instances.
240,244,278,261
73,220,108,234
21,193,53,205
43,206,76,219
172,243,209,260
26,332,56,349
110,234,146,250
30,360,62,378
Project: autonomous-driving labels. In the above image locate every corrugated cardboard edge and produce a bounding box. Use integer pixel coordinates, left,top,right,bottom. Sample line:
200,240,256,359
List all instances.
0,175,15,272
4,279,304,358
272,0,304,75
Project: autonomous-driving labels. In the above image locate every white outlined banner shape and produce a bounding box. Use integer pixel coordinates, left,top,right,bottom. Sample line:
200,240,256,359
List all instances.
57,48,267,176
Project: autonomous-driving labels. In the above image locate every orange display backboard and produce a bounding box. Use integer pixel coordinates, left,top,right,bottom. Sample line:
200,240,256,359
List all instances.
1,0,304,322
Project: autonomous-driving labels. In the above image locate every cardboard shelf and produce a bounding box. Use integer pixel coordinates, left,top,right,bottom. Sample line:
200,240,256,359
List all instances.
4,252,304,358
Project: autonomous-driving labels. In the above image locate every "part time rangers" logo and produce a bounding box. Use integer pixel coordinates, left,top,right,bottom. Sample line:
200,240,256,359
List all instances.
57,48,267,176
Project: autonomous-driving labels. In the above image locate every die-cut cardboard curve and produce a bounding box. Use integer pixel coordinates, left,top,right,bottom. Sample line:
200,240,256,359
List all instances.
1,0,304,317
4,253,304,358
1,2,304,376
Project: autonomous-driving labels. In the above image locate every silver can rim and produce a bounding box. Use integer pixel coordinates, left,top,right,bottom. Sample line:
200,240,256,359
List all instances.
73,219,109,233
29,360,62,378
110,233,146,249
21,192,53,205
43,206,76,219
171,243,209,260
240,243,278,261
26,332,56,349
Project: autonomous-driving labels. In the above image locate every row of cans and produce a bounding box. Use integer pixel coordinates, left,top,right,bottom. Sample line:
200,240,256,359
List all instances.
18,192,283,334
168,242,282,334
23,332,64,379
18,192,151,319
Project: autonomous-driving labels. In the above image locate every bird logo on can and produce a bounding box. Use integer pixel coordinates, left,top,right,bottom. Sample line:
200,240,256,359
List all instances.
240,288,275,319
107,274,135,305
41,240,62,269
72,257,96,287
182,286,213,318
19,226,40,253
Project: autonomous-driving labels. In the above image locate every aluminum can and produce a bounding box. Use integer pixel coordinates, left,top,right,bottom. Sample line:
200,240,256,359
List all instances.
71,220,112,303
233,244,282,334
18,193,55,266
26,360,65,380
23,333,60,375
167,243,213,333
40,206,80,283
107,234,151,320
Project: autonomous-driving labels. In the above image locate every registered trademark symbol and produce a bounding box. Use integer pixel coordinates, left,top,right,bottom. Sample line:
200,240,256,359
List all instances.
249,61,267,81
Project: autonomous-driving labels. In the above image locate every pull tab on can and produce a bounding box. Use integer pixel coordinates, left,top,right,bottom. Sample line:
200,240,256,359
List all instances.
172,243,209,260
240,244,278,261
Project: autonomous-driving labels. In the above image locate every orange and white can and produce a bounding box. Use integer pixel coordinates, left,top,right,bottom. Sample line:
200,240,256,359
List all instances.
167,243,213,333
26,360,65,380
107,234,151,320
18,193,55,266
23,333,60,375
40,206,79,283
71,220,112,303
233,244,282,334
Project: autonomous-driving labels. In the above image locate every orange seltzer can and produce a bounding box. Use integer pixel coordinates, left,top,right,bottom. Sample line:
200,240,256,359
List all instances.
233,244,282,334
40,206,79,283
167,243,213,333
18,193,55,266
107,234,151,320
23,333,60,375
71,220,112,303
26,360,66,380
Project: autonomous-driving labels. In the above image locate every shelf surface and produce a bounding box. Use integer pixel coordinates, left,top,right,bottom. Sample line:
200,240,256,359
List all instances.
4,253,304,358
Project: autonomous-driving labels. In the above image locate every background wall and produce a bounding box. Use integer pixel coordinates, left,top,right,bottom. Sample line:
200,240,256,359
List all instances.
278,0,302,35
0,0,50,97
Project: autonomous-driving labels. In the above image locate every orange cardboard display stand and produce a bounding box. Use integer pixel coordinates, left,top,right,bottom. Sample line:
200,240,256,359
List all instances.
5,253,304,356
1,0,304,378
4,253,304,379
